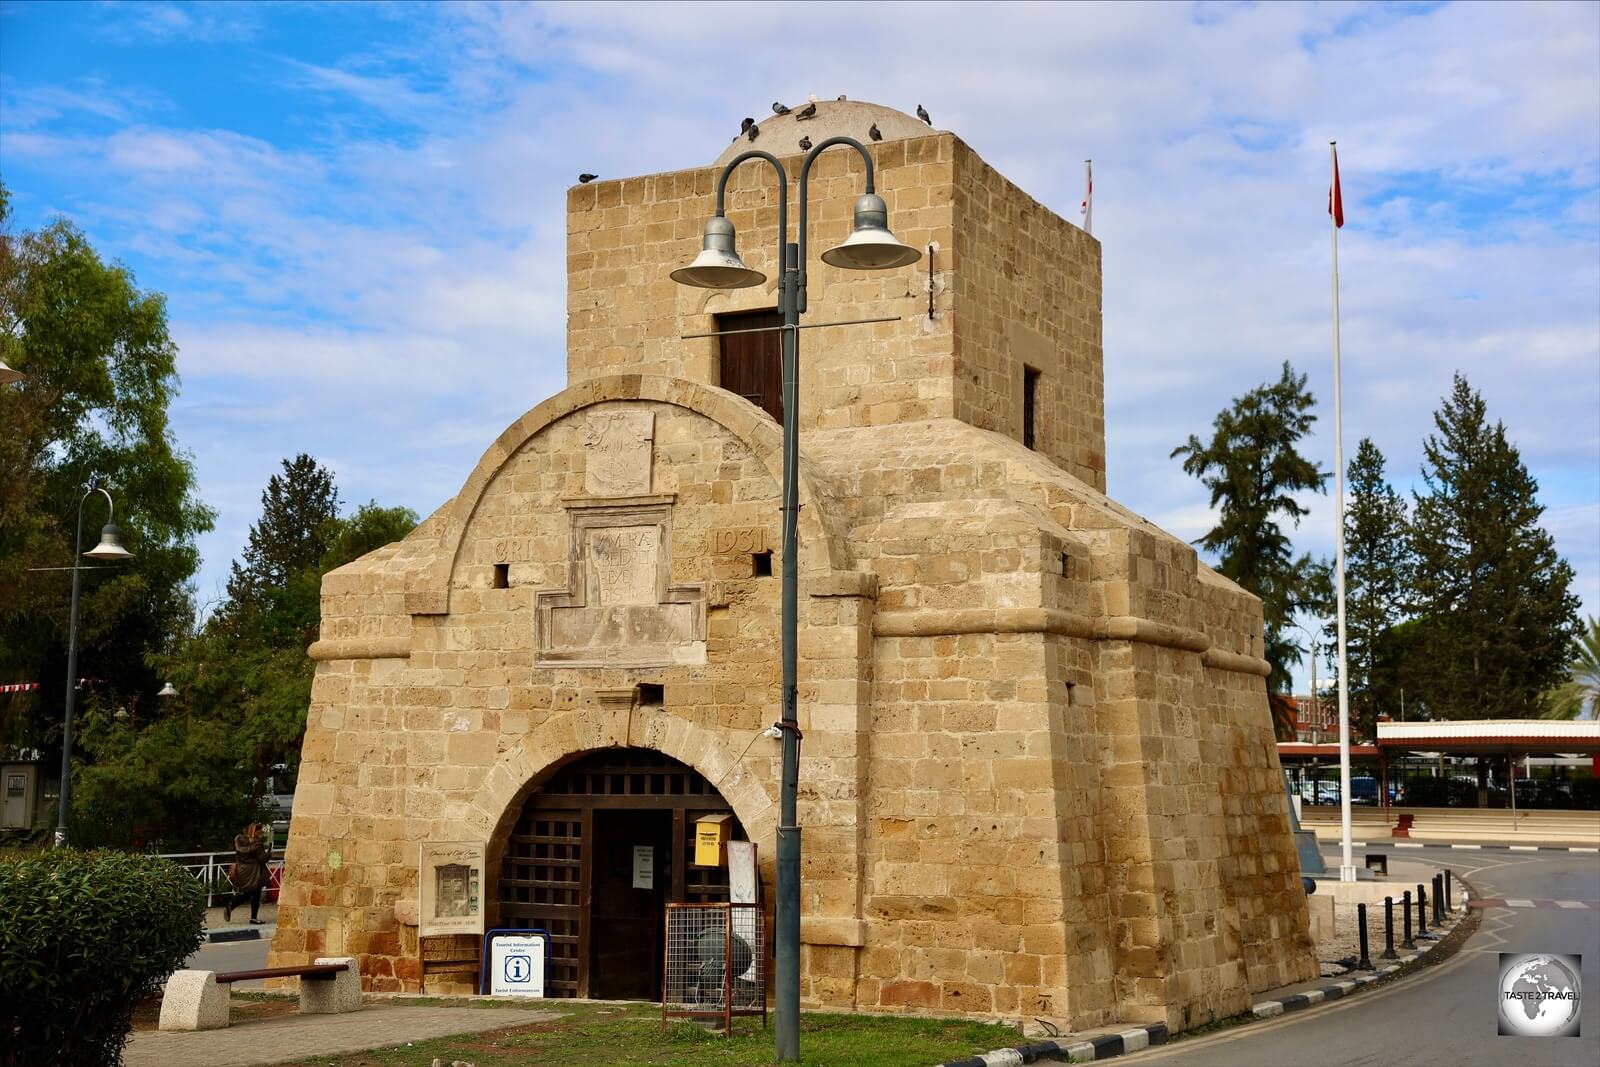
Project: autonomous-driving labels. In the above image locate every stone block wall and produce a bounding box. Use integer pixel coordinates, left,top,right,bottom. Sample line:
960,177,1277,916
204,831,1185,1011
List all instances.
951,142,1106,491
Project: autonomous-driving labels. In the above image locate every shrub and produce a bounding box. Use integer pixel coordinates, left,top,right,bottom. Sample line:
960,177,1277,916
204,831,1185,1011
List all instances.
0,849,205,1066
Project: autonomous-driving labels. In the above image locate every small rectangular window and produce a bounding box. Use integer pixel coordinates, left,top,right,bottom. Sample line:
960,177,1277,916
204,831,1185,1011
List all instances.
752,551,773,577
492,563,510,589
637,683,665,707
1023,366,1041,450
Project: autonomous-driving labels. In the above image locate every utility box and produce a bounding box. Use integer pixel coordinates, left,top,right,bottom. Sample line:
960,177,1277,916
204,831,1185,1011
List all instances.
694,814,733,867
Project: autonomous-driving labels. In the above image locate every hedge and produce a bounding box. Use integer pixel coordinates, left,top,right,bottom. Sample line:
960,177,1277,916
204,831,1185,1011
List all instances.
0,849,205,1066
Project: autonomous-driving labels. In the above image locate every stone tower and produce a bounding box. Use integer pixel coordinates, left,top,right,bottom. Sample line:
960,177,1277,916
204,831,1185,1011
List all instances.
270,100,1315,1033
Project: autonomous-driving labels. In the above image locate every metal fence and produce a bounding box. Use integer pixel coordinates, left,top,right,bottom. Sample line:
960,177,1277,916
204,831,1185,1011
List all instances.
155,849,286,908
662,902,766,1036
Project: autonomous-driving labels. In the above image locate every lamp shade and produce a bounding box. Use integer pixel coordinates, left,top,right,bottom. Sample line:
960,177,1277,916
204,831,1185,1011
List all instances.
0,359,23,385
670,216,766,289
158,682,179,698
820,193,922,271
84,523,134,561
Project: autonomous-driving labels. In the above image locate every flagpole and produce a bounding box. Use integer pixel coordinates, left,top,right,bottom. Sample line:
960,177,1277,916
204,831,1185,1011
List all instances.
1082,159,1092,235
1330,141,1355,882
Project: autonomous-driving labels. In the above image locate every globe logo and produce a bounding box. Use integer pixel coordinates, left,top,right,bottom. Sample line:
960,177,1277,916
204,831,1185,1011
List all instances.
1498,953,1582,1037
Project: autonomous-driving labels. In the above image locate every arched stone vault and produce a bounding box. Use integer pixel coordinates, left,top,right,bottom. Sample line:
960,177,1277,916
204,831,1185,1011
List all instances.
465,707,779,852
412,374,848,615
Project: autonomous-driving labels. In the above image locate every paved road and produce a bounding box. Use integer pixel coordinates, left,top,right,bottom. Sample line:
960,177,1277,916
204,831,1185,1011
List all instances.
1125,844,1600,1067
185,929,273,989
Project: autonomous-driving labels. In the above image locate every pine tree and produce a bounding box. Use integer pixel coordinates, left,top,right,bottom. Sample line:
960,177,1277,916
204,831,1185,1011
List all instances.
225,454,340,605
1408,374,1579,719
1172,361,1332,702
1327,439,1412,740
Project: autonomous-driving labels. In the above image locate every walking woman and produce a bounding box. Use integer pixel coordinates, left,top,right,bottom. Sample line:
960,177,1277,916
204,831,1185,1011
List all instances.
224,822,270,924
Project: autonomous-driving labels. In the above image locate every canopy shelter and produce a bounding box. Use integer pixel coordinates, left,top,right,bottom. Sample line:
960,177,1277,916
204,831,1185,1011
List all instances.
1375,719,1600,811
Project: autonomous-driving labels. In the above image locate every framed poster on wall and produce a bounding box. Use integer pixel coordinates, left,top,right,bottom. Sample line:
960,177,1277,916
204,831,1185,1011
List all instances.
420,842,487,936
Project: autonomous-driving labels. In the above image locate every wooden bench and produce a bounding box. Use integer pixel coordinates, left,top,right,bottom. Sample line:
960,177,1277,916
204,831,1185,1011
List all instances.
215,963,348,985
159,956,361,1031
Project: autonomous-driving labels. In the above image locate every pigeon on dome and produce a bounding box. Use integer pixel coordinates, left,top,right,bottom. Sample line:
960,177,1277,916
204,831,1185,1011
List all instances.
711,100,941,168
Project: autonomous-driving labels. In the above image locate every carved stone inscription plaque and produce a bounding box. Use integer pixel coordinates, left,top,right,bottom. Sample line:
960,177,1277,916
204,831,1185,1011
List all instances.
535,500,706,668
587,526,658,605
583,410,654,497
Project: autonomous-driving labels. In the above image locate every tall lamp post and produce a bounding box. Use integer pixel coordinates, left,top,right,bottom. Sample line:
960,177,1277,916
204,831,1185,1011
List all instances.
670,138,921,1062
54,486,135,848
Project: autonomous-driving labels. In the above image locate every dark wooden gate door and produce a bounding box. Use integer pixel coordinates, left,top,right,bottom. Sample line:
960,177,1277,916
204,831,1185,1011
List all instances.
498,748,742,999
717,309,783,424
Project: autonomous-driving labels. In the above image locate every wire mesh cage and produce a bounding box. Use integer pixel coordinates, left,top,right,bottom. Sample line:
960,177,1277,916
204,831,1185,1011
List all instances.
663,902,766,1035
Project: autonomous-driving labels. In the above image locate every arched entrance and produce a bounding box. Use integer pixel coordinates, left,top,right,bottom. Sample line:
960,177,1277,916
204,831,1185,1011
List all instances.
497,747,747,999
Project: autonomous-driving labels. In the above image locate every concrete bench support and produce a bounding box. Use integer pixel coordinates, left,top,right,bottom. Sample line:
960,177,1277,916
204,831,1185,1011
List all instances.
159,970,230,1031
300,956,362,1014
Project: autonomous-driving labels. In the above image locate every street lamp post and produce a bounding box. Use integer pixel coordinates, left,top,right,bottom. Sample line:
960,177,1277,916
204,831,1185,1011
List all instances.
54,486,135,848
671,138,920,1063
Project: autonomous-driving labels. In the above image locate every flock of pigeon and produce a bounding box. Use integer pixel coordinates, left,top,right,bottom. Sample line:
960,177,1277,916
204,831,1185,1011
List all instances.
578,100,933,184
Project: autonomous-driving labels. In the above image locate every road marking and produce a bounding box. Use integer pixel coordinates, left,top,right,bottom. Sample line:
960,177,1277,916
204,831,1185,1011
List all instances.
1394,842,1424,849
1571,847,1600,853
1504,898,1535,907
1508,845,1539,852
1451,844,1482,850
1555,900,1587,909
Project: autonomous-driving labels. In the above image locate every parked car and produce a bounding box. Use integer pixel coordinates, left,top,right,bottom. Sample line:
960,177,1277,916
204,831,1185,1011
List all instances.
1350,776,1380,805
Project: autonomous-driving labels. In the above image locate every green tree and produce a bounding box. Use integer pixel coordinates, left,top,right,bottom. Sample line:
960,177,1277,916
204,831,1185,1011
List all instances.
72,464,418,849
226,453,341,607
0,182,213,757
1543,616,1600,720
1173,361,1332,706
1408,373,1579,719
1327,438,1412,740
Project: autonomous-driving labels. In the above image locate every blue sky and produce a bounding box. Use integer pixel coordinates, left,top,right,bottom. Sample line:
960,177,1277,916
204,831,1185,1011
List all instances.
3,1,1597,692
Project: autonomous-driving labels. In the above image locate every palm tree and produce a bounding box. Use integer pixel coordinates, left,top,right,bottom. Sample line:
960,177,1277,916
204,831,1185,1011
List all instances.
1543,616,1600,719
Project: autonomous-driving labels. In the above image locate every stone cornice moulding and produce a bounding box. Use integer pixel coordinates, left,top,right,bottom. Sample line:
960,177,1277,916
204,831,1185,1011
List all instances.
872,607,1270,677
307,636,412,662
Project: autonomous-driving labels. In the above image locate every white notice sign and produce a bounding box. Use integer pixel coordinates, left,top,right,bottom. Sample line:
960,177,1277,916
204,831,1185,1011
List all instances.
728,841,758,904
632,845,654,889
488,932,546,998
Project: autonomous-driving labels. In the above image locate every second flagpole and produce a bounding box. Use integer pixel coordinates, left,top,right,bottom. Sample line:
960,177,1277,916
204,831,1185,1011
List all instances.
1330,141,1355,882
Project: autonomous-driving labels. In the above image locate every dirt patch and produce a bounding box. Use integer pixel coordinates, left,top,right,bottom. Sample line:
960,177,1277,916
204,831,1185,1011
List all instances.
131,993,300,1031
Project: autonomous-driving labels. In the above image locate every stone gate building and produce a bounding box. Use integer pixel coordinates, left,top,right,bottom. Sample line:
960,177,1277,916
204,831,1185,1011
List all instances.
270,100,1315,1032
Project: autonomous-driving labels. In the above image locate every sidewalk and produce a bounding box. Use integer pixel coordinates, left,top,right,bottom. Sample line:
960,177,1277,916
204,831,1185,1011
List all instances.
204,900,278,942
125,1001,559,1067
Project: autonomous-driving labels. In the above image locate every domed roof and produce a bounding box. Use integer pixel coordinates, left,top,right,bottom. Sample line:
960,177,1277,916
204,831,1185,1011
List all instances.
712,98,937,167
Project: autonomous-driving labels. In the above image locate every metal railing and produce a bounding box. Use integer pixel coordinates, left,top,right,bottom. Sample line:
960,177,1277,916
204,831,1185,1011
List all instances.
155,849,286,907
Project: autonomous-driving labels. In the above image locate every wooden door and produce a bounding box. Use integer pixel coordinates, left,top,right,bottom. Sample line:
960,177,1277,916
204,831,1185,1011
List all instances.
497,748,742,999
717,309,783,424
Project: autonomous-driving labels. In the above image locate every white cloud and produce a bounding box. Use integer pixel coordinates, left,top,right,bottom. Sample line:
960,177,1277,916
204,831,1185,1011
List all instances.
3,1,1594,672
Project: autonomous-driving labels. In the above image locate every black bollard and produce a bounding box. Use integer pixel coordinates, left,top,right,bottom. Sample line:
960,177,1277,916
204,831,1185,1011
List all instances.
1433,875,1444,924
1382,896,1397,959
1357,902,1372,970
1402,889,1415,949
1445,869,1453,913
1417,883,1428,937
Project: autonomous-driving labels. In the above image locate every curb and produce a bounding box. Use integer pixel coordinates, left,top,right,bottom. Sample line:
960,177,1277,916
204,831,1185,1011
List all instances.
1251,904,1469,1020
935,1024,1168,1066
1331,841,1599,853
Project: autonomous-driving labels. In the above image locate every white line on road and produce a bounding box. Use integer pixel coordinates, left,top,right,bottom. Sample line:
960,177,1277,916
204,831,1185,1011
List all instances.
1504,899,1536,907
1508,845,1539,852
1555,901,1587,909
1394,843,1424,849
1571,847,1600,853
1450,844,1482,850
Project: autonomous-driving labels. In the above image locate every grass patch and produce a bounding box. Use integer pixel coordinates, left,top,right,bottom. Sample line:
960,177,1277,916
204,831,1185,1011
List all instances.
279,1001,1024,1066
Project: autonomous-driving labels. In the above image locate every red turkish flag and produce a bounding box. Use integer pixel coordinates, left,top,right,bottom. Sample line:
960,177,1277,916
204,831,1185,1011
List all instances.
1329,146,1345,228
